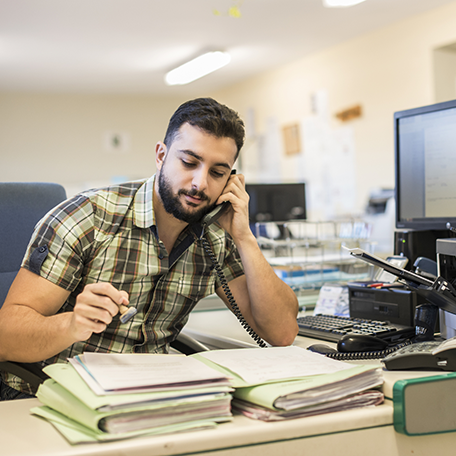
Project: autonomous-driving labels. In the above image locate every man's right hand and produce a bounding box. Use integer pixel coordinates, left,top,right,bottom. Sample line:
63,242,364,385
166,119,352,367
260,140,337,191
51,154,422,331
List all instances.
70,283,129,342
0,270,130,363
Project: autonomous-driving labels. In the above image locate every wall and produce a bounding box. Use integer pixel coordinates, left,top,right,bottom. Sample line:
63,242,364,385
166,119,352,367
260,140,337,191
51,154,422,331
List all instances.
3,2,456,212
0,93,185,196
213,1,456,220
434,44,456,103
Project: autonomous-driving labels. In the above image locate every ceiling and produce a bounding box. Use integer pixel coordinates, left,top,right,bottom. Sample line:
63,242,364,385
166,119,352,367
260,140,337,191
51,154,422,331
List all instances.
1,0,455,97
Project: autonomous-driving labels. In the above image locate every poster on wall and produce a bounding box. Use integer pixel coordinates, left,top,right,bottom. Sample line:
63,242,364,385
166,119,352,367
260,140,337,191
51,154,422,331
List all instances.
297,116,357,221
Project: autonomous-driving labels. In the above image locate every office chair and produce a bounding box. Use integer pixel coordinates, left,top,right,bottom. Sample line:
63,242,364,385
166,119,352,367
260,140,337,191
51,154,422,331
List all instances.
0,182,68,390
0,182,208,393
0,182,68,308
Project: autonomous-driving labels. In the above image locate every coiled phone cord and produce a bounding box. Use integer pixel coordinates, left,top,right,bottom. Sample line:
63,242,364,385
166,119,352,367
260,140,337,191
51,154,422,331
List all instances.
324,339,413,361
200,235,268,348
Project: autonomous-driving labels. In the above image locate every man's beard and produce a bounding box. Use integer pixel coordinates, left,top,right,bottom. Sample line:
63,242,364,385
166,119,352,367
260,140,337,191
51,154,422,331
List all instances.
158,169,215,224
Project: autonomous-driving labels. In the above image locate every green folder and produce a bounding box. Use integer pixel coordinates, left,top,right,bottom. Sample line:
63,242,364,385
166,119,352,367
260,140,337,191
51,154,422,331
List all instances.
193,353,382,410
42,363,233,411
31,363,233,443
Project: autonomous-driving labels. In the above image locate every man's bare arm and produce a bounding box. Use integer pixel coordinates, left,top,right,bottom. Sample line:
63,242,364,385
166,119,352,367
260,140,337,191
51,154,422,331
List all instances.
0,268,126,363
215,174,299,346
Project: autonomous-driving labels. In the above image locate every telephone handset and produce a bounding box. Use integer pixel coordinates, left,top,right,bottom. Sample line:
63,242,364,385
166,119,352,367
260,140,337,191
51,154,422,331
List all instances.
307,334,412,361
198,170,268,348
201,201,232,228
201,169,236,228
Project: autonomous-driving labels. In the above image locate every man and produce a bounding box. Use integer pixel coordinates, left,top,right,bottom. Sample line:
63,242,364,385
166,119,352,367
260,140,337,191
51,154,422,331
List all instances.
0,98,299,400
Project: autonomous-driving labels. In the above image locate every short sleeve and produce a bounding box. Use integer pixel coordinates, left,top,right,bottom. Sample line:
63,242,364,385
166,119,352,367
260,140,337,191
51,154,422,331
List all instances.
21,194,96,292
215,232,245,289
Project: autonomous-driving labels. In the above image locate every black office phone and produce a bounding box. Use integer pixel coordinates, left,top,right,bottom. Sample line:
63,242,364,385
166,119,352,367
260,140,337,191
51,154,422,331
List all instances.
382,337,456,371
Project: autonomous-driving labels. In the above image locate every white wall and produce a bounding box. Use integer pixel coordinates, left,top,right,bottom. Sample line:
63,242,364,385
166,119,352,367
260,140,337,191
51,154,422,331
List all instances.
434,45,456,103
212,1,456,220
0,93,185,196
3,1,456,212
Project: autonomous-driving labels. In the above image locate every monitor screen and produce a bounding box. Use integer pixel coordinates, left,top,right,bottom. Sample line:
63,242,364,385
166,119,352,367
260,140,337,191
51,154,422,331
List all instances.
395,99,456,230
245,183,306,223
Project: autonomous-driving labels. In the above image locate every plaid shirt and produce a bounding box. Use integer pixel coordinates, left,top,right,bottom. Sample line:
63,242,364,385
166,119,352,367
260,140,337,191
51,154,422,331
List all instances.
4,176,244,393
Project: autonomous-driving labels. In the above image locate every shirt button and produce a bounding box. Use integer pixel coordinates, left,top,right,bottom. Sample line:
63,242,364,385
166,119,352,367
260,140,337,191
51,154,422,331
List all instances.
158,254,163,260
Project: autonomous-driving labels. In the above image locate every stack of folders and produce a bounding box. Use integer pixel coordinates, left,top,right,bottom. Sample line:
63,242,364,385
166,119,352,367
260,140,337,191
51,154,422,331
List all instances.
193,346,384,422
31,353,234,443
31,346,385,442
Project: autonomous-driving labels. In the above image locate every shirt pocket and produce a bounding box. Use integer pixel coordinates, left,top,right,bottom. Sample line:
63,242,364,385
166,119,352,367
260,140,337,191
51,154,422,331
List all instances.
177,271,216,301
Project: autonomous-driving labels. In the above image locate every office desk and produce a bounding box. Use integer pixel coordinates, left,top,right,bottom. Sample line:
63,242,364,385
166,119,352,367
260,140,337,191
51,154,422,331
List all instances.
4,397,456,456
2,306,456,456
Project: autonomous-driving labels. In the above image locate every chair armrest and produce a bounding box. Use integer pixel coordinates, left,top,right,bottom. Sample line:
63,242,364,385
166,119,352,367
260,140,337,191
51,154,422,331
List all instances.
170,333,210,355
0,361,49,391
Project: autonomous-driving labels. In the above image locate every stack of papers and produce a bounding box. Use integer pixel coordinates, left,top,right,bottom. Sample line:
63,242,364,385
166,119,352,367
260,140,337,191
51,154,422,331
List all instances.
31,346,385,441
193,346,384,421
31,353,233,443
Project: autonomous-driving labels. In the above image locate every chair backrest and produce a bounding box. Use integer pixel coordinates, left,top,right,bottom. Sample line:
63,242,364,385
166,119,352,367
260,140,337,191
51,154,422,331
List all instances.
0,182,67,307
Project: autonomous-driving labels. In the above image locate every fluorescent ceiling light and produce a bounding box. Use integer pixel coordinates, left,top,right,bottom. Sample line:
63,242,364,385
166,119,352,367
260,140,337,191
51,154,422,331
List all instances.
323,0,366,7
165,51,231,86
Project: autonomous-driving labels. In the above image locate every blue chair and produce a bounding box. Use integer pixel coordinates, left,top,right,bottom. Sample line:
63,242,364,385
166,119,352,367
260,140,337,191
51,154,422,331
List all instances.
0,182,67,308
0,182,67,390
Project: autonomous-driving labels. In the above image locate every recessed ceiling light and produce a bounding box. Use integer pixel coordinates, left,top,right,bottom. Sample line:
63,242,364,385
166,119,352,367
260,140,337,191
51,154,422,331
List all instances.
323,0,367,7
165,51,231,86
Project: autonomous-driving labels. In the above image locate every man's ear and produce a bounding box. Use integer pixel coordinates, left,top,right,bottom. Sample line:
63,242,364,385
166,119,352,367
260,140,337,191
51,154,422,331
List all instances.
155,142,167,170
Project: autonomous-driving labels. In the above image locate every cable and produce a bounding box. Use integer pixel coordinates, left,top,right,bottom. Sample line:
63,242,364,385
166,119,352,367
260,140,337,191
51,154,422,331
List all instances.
324,340,413,361
200,235,268,348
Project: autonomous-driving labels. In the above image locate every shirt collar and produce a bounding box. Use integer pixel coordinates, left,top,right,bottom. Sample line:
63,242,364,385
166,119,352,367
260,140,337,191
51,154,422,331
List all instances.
132,174,205,238
132,175,156,228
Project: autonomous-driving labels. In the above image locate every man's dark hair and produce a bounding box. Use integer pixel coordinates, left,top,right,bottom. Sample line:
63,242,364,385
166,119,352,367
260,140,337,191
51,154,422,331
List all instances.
163,98,245,158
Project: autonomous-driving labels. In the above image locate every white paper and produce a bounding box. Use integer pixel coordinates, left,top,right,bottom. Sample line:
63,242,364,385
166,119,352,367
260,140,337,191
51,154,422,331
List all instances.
198,346,353,384
79,353,228,391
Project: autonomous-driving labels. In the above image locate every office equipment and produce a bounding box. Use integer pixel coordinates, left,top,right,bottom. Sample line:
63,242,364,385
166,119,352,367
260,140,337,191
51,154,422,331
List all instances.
374,255,408,283
382,337,456,371
394,229,448,268
348,285,424,327
393,99,456,267
394,98,456,231
245,182,306,224
346,247,456,315
297,314,415,343
437,238,456,339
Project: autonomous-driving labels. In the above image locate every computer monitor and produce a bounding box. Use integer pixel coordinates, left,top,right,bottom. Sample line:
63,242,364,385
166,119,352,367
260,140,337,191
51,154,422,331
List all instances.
395,98,456,231
245,183,306,224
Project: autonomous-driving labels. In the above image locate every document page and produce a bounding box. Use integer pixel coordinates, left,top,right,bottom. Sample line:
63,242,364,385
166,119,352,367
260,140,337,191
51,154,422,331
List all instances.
77,353,229,392
198,346,354,384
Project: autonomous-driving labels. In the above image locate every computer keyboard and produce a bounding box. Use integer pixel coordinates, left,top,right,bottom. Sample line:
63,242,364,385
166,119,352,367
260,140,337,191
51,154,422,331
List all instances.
297,314,415,343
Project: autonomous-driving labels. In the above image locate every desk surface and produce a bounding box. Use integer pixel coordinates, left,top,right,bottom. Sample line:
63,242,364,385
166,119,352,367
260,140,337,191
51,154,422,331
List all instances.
2,398,398,456
2,305,456,456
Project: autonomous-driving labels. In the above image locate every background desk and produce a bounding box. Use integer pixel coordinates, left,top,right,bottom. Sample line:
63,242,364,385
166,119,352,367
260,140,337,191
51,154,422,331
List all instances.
2,302,456,456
